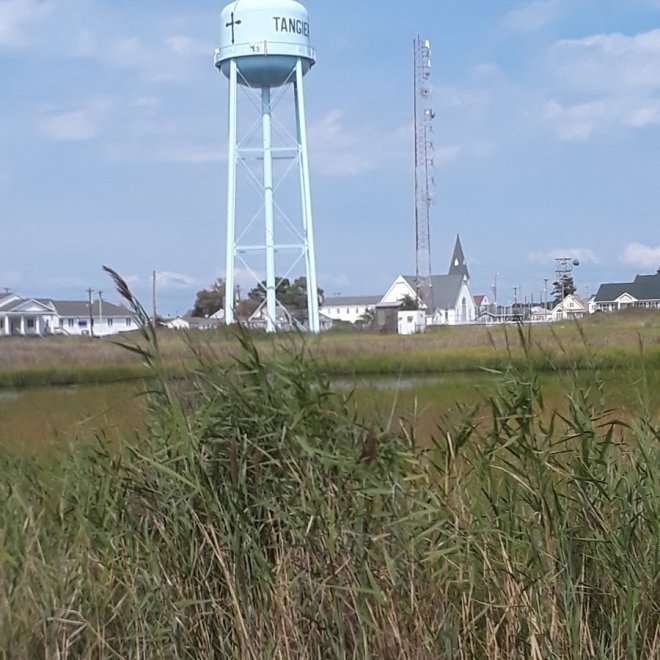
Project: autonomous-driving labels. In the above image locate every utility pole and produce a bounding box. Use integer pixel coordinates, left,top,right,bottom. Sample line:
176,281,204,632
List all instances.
98,290,103,333
86,287,95,338
152,270,157,323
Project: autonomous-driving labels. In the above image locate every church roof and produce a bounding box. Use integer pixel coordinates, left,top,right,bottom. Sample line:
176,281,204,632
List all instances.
448,235,470,280
402,274,466,311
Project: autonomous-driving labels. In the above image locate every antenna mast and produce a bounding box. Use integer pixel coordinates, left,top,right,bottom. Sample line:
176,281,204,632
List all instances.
413,36,435,310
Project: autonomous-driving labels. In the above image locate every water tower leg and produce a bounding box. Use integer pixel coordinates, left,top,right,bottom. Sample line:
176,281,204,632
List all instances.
261,86,277,333
294,59,320,333
224,59,238,325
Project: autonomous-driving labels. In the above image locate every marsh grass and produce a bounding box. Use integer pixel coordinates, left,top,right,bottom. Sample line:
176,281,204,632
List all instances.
0,273,657,658
1,310,659,387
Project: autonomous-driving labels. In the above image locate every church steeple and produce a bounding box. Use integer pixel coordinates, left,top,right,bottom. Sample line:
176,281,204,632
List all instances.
448,234,469,281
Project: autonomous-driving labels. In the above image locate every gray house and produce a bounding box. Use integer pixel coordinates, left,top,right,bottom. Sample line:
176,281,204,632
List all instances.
593,270,660,312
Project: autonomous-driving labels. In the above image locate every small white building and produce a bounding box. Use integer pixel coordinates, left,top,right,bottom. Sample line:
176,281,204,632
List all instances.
398,310,426,335
320,295,381,324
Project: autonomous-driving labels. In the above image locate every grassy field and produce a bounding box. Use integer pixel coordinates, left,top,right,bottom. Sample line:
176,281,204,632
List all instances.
0,305,658,658
1,308,659,387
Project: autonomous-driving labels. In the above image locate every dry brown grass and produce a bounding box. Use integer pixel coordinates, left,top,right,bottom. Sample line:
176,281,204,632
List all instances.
0,309,658,380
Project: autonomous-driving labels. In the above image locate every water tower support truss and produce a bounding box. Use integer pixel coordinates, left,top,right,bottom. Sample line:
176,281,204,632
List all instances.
413,37,435,311
217,0,319,333
223,60,319,333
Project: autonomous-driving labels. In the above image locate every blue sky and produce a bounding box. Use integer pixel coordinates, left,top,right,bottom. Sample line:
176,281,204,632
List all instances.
1,0,659,313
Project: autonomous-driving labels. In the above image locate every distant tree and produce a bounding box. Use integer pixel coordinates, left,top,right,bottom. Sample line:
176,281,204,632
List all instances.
247,276,324,310
192,278,225,317
235,297,259,319
399,294,419,311
551,275,576,305
357,307,376,328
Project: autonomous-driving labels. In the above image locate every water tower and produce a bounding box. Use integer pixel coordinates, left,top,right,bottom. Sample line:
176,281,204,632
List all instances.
215,0,320,333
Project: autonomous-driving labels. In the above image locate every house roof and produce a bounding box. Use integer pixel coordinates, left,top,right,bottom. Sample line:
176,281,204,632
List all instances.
448,235,470,281
553,294,588,313
594,271,660,302
0,296,21,312
402,274,466,311
322,295,381,307
45,300,133,317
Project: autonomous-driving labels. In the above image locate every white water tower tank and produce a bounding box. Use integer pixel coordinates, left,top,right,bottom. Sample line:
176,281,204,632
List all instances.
215,0,316,88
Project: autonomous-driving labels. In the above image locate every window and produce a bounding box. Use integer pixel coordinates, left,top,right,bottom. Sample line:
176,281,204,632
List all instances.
0,319,3,329
68,319,75,327
107,318,113,327
126,318,132,326
27,319,34,328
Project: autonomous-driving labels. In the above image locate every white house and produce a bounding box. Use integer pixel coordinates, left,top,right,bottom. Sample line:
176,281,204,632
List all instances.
552,294,588,321
320,295,381,324
530,305,553,323
593,270,660,312
0,297,54,336
0,295,136,337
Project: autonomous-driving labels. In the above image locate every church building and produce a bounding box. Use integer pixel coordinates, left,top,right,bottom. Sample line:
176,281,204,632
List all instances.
379,235,476,326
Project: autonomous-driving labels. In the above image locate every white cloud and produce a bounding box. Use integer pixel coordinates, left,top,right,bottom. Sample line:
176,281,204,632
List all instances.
544,96,660,141
155,271,198,289
620,243,660,269
546,28,660,140
503,0,560,32
75,29,212,82
38,99,112,141
544,99,605,142
308,108,398,176
552,29,660,93
307,110,459,177
0,0,51,48
308,110,376,176
528,248,597,265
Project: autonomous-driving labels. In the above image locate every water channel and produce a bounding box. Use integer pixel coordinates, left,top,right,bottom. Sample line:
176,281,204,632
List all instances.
0,369,657,454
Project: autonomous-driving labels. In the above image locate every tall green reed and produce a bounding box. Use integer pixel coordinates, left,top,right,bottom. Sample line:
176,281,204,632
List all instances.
0,272,657,658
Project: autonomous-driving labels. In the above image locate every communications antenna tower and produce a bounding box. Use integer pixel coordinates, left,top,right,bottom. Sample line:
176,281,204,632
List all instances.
413,36,435,310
